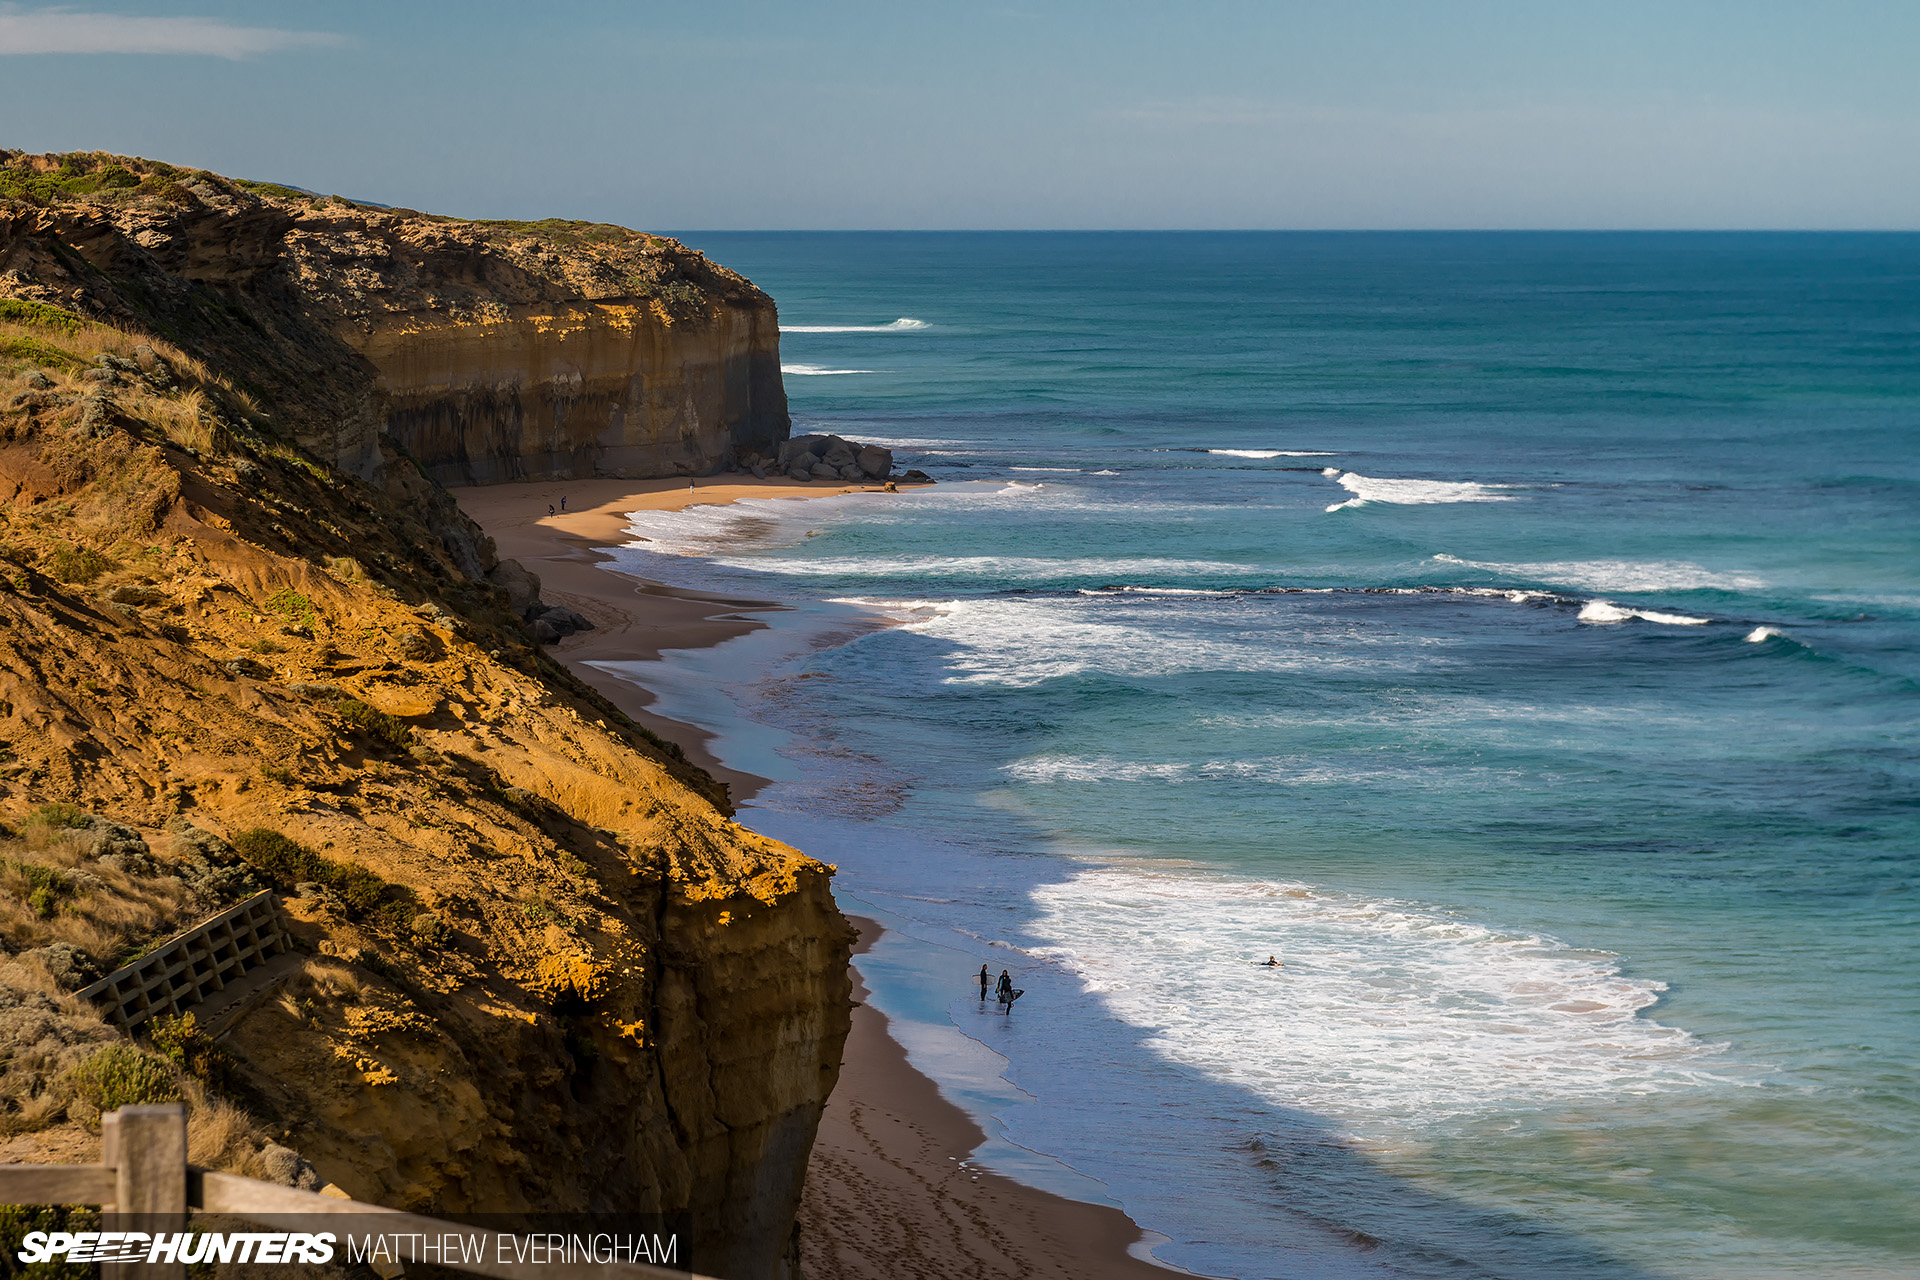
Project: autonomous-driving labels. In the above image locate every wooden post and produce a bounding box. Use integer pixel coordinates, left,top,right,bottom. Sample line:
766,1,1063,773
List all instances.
101,1104,187,1280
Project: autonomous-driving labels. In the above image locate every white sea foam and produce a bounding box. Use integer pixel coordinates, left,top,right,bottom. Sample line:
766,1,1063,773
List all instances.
899,596,1438,686
1577,601,1711,626
842,434,968,449
1324,472,1518,512
1010,467,1081,472
781,363,877,375
747,554,1258,581
1746,626,1785,642
1432,553,1767,594
1028,867,1733,1122
1005,754,1516,790
1090,469,1119,475
1207,448,1337,459
782,316,930,332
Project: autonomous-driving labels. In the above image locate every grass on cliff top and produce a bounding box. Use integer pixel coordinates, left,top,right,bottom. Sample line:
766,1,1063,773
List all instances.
0,151,216,209
476,217,663,249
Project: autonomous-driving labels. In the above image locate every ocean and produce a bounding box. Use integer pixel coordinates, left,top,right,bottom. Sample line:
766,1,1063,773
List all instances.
610,233,1919,1279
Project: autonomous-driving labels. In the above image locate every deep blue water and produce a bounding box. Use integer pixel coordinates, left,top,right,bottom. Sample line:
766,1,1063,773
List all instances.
631,233,1920,1279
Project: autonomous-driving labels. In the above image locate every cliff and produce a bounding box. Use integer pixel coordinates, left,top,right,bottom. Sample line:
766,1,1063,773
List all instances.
0,150,846,1279
0,149,790,486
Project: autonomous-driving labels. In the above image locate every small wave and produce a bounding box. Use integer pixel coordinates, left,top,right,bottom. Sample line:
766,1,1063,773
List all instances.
1324,471,1517,512
1206,449,1337,459
1745,626,1785,642
781,364,877,375
1090,469,1119,476
1432,554,1767,594
1010,467,1081,472
781,317,930,333
1077,586,1236,598
1577,601,1710,626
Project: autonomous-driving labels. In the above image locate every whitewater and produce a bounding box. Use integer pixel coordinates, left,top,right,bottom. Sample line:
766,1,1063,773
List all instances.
603,232,1920,1280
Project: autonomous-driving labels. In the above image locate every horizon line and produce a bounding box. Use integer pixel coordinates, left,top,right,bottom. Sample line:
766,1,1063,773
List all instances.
656,226,1920,235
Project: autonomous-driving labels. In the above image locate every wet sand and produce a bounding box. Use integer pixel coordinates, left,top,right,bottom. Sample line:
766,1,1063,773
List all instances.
455,477,1190,1280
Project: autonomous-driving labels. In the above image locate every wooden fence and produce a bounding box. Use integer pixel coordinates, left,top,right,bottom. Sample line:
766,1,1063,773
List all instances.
0,1105,707,1280
77,891,297,1033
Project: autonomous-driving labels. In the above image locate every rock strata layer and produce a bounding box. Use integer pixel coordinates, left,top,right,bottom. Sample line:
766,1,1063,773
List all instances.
1,150,790,487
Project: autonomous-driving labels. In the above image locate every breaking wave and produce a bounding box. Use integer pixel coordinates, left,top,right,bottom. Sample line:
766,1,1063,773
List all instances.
1324,472,1518,512
1577,601,1711,626
782,317,931,333
1029,867,1735,1122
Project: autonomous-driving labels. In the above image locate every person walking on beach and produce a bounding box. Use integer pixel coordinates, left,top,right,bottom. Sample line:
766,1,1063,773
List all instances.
560,495,567,511
997,970,1013,997
547,504,555,517
977,965,991,1000
689,478,696,494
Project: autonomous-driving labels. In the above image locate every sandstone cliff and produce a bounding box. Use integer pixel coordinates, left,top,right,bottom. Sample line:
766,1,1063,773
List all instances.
0,150,790,486
0,150,845,1279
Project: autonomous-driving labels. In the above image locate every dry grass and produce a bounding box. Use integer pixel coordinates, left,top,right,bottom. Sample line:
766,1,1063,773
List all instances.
2,305,246,462
0,832,198,969
141,385,221,454
0,307,212,381
184,1083,267,1172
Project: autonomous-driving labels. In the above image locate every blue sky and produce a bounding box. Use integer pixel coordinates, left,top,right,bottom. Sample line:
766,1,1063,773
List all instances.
2,1,1916,229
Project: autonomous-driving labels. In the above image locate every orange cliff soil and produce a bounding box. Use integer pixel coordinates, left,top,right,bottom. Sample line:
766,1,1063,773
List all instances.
0,171,850,1280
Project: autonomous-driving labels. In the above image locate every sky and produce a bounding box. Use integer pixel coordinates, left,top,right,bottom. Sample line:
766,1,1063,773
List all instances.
2,0,1917,230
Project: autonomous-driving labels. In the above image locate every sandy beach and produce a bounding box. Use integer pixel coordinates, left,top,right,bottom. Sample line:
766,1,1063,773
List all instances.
455,476,1188,1279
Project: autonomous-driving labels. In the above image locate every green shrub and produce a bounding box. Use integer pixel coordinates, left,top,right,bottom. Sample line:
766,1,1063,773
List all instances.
0,1204,99,1280
46,547,110,584
333,698,411,749
0,335,82,370
145,1012,235,1094
229,828,419,932
63,1044,179,1111
233,179,310,202
0,300,81,331
22,803,88,832
264,587,315,630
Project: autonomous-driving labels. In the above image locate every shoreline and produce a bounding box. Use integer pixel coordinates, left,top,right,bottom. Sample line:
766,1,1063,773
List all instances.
455,475,1190,1279
454,474,893,803
803,918,1190,1280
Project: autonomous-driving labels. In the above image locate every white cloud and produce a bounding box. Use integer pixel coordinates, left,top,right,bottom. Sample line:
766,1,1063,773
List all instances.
0,8,346,57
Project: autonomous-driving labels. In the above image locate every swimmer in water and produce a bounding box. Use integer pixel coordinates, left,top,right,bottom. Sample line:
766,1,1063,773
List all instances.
1261,955,1283,967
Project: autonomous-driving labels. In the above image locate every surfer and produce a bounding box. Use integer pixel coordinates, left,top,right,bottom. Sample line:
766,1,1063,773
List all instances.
1261,955,1283,967
995,970,1022,1014
977,965,991,1000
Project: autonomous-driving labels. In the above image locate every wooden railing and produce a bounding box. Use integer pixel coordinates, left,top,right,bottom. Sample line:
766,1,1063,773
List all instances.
0,1106,707,1280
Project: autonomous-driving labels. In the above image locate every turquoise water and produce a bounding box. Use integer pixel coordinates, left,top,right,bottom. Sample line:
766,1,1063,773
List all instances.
625,234,1920,1279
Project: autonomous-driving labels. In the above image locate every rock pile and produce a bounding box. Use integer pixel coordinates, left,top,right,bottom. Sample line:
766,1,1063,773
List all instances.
738,434,921,484
482,557,594,645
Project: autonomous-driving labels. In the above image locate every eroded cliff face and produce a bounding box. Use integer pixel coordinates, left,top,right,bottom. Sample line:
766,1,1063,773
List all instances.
287,218,789,485
0,150,840,1279
0,150,790,486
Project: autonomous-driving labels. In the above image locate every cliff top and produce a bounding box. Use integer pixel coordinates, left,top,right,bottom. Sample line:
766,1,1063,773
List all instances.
0,147,767,317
